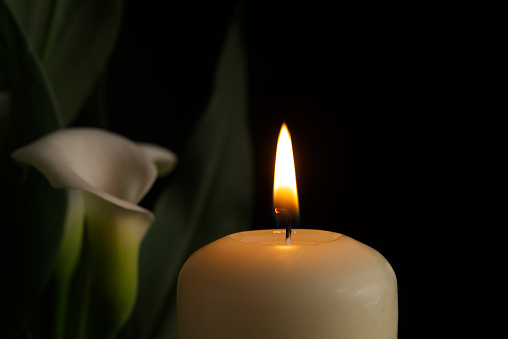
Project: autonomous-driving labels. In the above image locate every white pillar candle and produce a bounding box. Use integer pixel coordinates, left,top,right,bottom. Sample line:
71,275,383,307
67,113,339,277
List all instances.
177,229,397,339
177,123,398,338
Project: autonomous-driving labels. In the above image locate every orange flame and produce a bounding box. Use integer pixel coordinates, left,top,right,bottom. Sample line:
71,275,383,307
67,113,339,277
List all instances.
273,122,299,221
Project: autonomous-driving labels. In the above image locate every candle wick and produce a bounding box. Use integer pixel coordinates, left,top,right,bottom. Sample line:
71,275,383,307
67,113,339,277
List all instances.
286,225,292,246
275,208,292,245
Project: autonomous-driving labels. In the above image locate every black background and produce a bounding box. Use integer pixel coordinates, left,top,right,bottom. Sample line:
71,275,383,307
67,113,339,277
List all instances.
106,0,468,337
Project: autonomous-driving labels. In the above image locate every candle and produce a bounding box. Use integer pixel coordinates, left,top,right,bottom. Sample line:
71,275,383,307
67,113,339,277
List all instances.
177,123,398,339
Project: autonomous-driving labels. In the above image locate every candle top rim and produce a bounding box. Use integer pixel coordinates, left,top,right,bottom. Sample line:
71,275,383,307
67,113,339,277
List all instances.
228,229,343,246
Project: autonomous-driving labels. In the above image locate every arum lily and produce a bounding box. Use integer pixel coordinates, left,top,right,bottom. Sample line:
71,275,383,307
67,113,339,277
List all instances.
12,128,176,338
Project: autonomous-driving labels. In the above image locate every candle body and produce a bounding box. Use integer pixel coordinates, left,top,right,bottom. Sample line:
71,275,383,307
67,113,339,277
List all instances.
177,229,397,339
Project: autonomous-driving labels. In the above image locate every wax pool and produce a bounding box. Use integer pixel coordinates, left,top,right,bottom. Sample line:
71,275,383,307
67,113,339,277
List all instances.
177,229,398,339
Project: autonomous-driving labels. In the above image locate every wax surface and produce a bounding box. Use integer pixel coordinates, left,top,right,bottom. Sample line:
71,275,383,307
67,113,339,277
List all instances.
177,229,398,339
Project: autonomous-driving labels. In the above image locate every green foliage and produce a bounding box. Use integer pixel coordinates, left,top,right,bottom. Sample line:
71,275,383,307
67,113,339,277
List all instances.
5,0,123,126
0,1,252,338
0,4,66,337
119,15,253,339
1,1,124,335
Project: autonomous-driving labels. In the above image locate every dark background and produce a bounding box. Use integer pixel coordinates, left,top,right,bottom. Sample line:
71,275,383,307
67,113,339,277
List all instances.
106,0,464,337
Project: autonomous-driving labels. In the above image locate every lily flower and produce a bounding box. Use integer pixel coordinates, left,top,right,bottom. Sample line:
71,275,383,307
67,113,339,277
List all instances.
12,128,176,338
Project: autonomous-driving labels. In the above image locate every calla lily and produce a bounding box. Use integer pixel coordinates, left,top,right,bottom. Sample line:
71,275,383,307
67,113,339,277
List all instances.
12,128,176,338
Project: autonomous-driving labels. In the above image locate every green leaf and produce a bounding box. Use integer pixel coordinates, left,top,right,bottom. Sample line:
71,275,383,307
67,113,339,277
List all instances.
119,12,254,339
0,4,67,338
2,0,54,54
4,0,123,126
76,72,110,129
1,168,67,339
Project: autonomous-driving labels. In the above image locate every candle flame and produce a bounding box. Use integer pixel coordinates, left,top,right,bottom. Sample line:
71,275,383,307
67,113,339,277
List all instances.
273,122,299,223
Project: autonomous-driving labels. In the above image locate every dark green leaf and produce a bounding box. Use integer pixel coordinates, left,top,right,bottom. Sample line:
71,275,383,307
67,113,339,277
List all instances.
3,0,54,54
75,72,110,129
119,13,253,339
0,4,67,338
4,0,123,126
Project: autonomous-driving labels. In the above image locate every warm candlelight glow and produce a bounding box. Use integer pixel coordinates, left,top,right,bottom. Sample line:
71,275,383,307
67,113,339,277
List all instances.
178,123,398,339
273,122,299,222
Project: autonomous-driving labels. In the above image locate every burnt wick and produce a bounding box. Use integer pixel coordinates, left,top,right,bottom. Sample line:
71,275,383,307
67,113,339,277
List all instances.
275,208,292,245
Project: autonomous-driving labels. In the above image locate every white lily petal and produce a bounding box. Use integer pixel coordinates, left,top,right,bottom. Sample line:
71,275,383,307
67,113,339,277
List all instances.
11,127,175,336
82,190,152,334
11,127,157,204
137,142,178,176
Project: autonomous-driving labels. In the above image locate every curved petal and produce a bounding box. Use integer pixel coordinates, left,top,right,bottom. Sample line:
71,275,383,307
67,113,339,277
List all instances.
137,142,178,177
11,127,158,204
82,190,153,337
11,128,176,337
